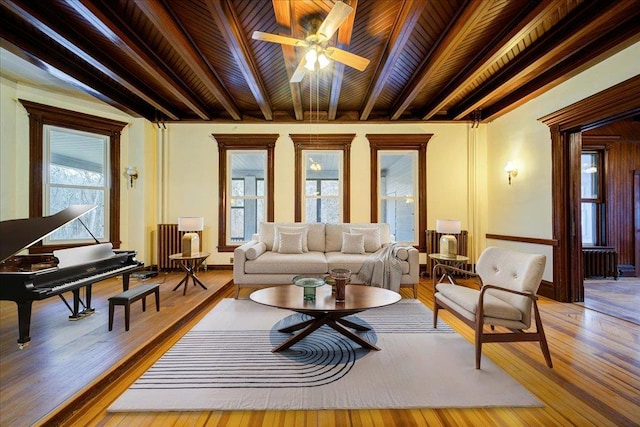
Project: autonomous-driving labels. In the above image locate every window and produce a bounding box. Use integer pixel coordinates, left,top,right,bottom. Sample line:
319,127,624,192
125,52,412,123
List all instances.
44,126,109,243
367,134,431,249
581,150,605,246
379,151,418,243
228,152,266,243
21,100,126,251
304,151,342,223
291,134,353,222
215,134,276,251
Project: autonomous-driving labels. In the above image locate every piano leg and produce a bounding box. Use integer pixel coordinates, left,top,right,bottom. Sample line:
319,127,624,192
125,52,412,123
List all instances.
68,286,95,319
16,301,33,349
123,272,131,291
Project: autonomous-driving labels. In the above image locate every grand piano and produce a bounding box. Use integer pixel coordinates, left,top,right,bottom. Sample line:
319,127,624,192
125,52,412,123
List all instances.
0,205,143,348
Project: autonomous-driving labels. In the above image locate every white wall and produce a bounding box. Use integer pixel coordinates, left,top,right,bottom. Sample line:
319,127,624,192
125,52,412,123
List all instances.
487,41,640,281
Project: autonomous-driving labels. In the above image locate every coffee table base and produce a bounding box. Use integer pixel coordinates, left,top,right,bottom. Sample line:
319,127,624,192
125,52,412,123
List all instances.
273,309,379,352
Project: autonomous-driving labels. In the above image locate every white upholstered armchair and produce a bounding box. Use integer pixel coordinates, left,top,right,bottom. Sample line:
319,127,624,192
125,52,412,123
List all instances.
433,246,552,369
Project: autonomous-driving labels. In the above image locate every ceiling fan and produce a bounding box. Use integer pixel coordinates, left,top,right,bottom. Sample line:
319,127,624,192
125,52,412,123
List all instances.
252,1,370,83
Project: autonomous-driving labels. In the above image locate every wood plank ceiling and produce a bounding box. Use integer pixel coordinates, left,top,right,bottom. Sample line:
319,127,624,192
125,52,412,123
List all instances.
1,0,639,124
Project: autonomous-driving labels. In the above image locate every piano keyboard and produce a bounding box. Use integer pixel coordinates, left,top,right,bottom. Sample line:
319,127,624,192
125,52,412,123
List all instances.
48,264,140,294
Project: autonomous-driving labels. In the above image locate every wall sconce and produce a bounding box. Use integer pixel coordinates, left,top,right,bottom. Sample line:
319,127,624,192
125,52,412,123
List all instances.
504,161,518,185
125,166,138,188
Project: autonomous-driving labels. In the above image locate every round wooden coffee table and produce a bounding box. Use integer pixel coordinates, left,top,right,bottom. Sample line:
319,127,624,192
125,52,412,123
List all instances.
250,284,401,352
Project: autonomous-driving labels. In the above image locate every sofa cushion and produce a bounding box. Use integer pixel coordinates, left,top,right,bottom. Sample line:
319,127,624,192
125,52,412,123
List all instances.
277,232,305,254
325,251,368,273
273,225,308,252
325,223,392,252
259,222,325,252
325,251,411,276
341,232,365,254
244,251,328,274
350,227,381,252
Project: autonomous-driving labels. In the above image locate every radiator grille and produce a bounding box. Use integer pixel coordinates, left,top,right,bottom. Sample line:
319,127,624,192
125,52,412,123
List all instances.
583,247,619,279
425,230,469,276
157,224,202,271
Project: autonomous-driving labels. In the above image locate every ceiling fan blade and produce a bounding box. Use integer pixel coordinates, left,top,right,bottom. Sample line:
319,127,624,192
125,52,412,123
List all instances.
324,47,370,71
317,2,353,40
290,57,307,83
252,31,307,47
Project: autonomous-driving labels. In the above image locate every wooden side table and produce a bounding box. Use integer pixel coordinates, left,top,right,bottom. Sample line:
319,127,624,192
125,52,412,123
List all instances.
169,252,210,295
428,253,470,280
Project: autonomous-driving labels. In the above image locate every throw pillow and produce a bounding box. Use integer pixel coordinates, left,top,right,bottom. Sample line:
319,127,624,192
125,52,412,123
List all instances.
273,225,309,252
341,232,365,254
277,232,304,254
245,242,267,260
351,227,381,252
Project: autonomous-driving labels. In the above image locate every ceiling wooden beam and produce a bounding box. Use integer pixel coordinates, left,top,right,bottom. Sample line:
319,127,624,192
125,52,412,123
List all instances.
136,0,242,120
389,0,490,121
71,0,211,121
206,0,273,121
3,0,180,120
419,0,558,121
327,0,357,121
272,0,303,121
359,0,426,121
450,0,640,120
0,36,145,118
482,21,640,122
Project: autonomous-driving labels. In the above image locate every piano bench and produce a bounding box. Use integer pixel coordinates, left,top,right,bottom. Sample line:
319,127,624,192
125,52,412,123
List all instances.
108,283,160,332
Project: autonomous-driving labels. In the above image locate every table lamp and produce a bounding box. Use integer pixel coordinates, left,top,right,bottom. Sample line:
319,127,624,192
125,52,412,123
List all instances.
436,219,461,259
178,216,204,256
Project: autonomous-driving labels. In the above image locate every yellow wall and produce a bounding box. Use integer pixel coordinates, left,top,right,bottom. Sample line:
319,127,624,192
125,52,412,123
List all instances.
487,41,640,280
163,122,475,266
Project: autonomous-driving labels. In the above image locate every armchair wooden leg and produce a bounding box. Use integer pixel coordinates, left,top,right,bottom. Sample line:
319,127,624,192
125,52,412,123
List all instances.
533,300,553,368
475,320,484,369
433,302,439,328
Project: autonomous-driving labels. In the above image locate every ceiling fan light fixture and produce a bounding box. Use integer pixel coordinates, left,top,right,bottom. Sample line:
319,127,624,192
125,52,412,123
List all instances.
317,53,330,69
305,49,318,70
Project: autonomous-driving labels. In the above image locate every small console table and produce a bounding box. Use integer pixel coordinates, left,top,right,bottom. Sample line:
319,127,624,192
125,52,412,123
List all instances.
169,252,210,295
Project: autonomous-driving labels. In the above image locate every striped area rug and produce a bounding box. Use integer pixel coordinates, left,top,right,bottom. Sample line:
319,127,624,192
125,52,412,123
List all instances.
109,298,541,411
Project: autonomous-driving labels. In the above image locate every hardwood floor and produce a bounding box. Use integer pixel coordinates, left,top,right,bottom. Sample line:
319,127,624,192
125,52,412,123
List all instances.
2,275,639,426
578,278,640,325
0,269,232,426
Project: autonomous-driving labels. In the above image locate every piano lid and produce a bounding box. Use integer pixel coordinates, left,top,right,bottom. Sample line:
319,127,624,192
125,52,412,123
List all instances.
0,205,97,263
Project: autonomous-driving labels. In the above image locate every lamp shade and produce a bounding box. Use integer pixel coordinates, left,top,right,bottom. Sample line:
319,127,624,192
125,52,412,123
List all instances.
178,216,204,232
436,219,461,234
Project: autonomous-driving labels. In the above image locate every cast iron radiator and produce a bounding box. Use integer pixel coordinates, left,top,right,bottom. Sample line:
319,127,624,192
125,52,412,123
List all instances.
157,224,202,271
583,246,619,280
425,229,469,277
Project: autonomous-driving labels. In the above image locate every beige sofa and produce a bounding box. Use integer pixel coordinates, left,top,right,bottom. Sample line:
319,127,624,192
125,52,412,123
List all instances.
233,222,419,298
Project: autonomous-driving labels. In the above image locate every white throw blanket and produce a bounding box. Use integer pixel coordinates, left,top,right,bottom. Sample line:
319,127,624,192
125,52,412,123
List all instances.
357,243,408,292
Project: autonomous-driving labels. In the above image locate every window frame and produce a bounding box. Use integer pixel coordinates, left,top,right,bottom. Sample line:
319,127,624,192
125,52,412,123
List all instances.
215,134,277,252
367,134,431,251
291,134,354,223
21,99,126,253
